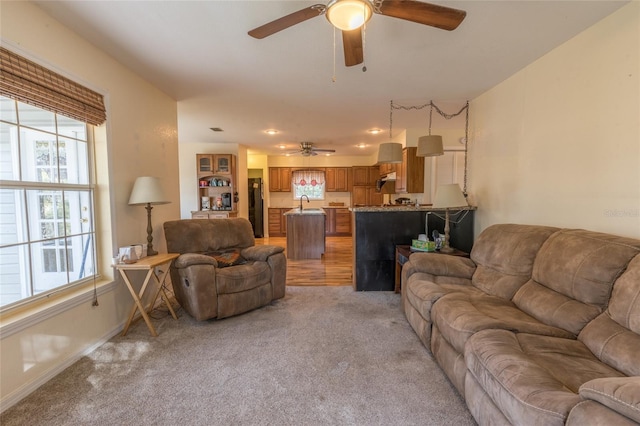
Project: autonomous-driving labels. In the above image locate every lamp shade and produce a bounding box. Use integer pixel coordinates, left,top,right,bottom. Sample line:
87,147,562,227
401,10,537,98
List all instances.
128,176,170,205
325,0,373,31
417,135,444,157
377,142,403,164
433,184,467,209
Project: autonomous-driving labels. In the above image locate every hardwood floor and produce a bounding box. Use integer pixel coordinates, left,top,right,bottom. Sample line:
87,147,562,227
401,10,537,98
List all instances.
256,236,353,286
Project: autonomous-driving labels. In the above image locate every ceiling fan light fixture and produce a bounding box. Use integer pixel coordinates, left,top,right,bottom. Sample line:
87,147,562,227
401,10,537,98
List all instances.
326,0,373,31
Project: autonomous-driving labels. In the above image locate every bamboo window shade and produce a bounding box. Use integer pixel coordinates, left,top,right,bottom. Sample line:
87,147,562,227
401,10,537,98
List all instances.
0,47,106,126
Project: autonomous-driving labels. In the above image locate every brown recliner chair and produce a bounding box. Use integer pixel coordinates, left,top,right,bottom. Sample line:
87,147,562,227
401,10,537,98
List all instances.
163,218,286,321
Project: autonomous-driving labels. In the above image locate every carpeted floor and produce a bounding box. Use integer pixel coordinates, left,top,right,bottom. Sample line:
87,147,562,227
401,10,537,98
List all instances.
1,286,475,425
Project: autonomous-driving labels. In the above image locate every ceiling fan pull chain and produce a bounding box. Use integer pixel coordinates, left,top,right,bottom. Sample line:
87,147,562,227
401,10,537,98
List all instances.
362,5,367,72
332,27,337,82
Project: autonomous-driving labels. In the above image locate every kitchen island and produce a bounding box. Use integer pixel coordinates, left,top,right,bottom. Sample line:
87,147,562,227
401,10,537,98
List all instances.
284,208,326,259
350,205,475,291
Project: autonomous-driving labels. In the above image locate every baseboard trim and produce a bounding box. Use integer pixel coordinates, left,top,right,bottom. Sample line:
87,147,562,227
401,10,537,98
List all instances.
0,320,123,414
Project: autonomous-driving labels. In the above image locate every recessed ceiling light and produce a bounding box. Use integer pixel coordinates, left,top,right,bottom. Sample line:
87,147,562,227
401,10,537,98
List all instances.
265,129,279,135
356,143,367,149
367,128,382,135
278,144,287,149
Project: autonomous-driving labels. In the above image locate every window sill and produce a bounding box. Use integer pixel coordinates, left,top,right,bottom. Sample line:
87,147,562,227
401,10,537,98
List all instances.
0,279,116,339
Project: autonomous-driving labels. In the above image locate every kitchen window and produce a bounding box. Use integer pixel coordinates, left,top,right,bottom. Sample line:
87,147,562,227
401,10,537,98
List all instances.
0,96,96,308
292,170,325,200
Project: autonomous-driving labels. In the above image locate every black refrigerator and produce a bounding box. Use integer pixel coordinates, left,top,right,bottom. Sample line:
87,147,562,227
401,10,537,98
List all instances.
248,178,264,237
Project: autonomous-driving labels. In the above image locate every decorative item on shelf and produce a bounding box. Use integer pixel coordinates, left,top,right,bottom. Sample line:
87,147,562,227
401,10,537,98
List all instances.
128,176,170,256
432,183,468,253
201,196,211,211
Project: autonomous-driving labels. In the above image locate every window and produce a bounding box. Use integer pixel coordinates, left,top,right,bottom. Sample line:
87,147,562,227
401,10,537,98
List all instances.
0,96,96,309
292,170,325,200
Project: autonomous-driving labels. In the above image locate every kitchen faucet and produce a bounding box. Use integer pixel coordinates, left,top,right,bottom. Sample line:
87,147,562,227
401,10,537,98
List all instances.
299,195,309,211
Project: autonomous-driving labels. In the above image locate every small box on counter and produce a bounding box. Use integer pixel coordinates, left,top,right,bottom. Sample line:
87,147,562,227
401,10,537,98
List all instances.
411,239,436,252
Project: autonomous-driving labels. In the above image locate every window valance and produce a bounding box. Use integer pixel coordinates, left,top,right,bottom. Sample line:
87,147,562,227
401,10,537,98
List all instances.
292,169,325,187
0,47,106,126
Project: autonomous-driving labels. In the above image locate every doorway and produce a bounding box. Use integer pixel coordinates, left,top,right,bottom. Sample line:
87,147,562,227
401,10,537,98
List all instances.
248,169,264,237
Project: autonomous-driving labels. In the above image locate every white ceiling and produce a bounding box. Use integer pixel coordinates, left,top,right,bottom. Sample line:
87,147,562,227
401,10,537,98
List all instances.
34,0,628,156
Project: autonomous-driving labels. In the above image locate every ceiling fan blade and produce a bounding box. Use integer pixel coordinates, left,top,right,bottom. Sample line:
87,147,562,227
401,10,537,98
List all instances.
248,5,325,39
342,28,364,67
312,148,336,153
378,0,466,31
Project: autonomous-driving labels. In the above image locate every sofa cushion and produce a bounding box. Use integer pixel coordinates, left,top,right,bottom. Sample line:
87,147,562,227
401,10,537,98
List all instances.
578,377,640,423
464,329,625,426
405,275,484,322
164,218,255,254
567,400,639,426
470,224,559,299
578,255,640,377
431,291,575,354
513,230,640,335
216,261,271,294
606,254,640,334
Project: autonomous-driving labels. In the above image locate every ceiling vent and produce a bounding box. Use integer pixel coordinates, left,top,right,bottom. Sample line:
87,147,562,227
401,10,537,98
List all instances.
210,127,224,132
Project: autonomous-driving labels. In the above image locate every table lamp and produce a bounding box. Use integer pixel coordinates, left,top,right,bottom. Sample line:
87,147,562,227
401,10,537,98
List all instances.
433,183,467,253
128,176,170,256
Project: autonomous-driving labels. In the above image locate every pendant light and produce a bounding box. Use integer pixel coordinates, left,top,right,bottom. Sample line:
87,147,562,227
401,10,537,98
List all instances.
377,100,403,164
417,102,444,157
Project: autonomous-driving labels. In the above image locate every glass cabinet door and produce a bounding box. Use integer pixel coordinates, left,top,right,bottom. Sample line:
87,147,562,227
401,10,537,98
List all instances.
215,154,231,174
198,155,212,173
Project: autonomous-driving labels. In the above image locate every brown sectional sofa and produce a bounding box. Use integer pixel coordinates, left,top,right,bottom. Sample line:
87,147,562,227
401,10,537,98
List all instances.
402,223,640,425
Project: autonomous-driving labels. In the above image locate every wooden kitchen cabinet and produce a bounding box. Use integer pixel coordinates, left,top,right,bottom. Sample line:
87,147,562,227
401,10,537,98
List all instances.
268,208,287,236
325,167,351,192
352,165,382,206
379,163,396,176
335,208,352,234
324,207,352,236
269,167,292,192
395,147,424,194
197,154,232,178
352,186,382,206
353,165,379,186
351,166,370,186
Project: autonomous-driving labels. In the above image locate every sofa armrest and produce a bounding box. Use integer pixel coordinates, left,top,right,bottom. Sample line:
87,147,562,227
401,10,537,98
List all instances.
174,253,218,268
241,245,285,262
407,253,477,280
579,377,640,423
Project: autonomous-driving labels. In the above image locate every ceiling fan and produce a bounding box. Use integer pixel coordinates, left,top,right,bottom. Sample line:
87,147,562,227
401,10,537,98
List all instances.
248,0,466,67
289,142,336,157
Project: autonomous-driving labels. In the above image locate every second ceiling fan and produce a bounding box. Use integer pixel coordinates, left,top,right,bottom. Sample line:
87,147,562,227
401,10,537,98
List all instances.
248,0,466,67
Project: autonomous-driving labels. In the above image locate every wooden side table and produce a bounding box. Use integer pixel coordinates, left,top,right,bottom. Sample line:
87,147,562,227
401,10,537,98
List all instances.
114,253,180,337
395,245,469,293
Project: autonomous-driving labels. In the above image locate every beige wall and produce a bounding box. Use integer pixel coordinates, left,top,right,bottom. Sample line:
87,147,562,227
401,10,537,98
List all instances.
1,1,180,409
469,2,640,239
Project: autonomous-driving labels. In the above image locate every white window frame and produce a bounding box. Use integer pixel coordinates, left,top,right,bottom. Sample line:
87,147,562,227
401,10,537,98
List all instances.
0,97,97,311
291,169,326,201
